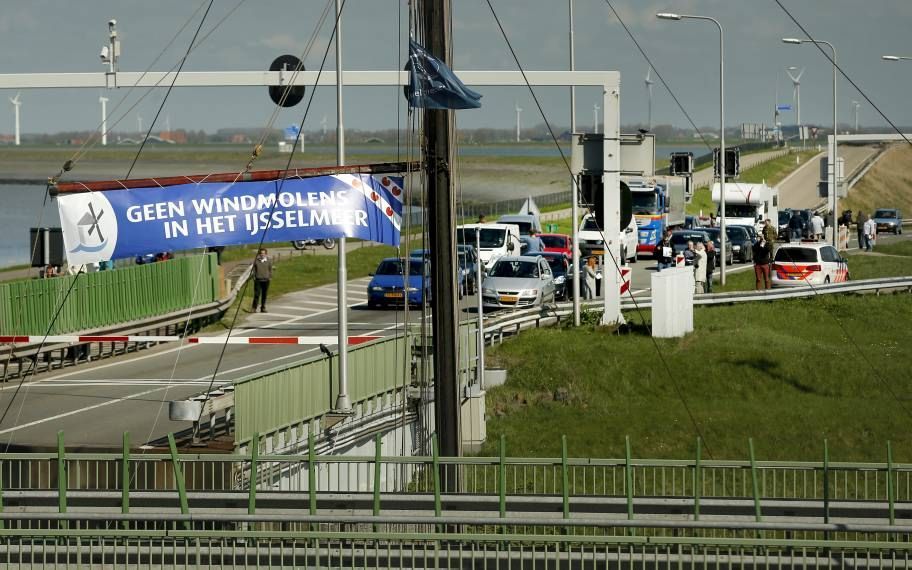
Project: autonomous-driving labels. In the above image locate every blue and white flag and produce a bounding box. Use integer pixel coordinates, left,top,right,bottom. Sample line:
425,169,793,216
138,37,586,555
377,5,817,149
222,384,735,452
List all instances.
57,174,404,265
407,40,482,110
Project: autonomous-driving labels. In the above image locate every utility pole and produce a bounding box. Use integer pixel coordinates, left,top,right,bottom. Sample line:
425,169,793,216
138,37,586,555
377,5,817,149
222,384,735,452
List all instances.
593,103,599,134
420,0,460,463
333,0,351,412
569,0,580,326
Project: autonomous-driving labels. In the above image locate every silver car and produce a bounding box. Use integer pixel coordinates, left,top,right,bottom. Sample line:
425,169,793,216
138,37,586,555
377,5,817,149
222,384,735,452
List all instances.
481,255,556,309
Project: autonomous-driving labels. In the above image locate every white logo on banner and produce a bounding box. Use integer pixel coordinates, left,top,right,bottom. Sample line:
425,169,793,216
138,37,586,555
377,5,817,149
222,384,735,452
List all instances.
58,192,118,265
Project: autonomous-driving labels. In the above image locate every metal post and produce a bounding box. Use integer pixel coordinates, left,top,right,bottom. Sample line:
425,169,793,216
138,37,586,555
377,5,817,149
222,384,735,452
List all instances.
694,437,702,521
561,435,570,520
166,433,190,530
248,433,259,515
749,438,762,522
431,434,442,518
499,434,507,519
121,432,130,523
99,96,108,146
822,439,830,524
475,230,485,389
717,19,727,286
601,80,623,324
421,0,461,465
333,0,351,412
569,0,580,326
57,431,67,518
831,45,839,248
373,433,382,518
887,440,895,526
308,431,317,517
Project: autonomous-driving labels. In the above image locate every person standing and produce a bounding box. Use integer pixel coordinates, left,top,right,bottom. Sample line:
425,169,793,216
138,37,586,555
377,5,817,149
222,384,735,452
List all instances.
811,213,825,241
693,242,708,294
251,248,274,313
855,211,868,250
583,256,598,300
788,211,805,241
655,229,674,271
708,213,718,228
704,240,717,293
863,216,876,251
752,237,772,290
683,240,696,266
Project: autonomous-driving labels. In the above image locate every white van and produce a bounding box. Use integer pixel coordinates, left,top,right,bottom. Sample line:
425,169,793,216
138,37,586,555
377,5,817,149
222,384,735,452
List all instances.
457,223,522,271
578,213,638,264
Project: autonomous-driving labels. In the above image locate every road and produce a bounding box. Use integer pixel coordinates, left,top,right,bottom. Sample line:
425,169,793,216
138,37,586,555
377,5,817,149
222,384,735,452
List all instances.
778,145,877,209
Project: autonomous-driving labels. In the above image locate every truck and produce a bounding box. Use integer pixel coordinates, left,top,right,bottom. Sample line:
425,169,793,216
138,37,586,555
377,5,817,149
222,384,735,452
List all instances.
629,177,686,257
710,182,778,231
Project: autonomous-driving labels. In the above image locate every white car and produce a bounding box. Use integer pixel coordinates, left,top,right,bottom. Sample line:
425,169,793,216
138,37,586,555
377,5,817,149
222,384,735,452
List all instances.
771,243,849,287
578,213,637,264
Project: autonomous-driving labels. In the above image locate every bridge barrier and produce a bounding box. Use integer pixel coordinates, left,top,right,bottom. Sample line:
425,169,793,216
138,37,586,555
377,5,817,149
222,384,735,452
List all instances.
0,253,219,336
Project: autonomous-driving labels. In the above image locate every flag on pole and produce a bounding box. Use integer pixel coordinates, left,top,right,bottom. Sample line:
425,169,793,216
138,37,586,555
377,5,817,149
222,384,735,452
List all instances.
407,40,482,110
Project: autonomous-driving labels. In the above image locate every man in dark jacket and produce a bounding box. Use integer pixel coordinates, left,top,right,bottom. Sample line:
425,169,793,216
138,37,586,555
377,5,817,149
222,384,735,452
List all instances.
251,248,274,313
855,211,868,250
788,211,805,241
752,238,772,289
654,229,674,271
704,240,717,292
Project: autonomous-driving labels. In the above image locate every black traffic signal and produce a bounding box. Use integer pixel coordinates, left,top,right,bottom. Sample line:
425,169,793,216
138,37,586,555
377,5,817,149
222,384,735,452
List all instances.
576,174,632,232
712,147,741,178
670,152,694,176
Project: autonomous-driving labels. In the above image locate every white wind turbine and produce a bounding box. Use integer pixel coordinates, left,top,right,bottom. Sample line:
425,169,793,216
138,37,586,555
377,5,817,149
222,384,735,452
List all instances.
9,92,21,146
786,66,804,126
320,115,328,138
644,67,654,131
514,102,523,142
593,103,600,134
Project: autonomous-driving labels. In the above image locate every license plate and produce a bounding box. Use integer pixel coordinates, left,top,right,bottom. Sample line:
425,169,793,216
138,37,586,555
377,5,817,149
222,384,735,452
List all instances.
592,249,604,255
384,292,404,299
499,295,518,303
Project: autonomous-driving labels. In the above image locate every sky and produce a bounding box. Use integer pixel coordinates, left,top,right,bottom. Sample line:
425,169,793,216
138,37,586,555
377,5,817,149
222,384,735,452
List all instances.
2,0,911,136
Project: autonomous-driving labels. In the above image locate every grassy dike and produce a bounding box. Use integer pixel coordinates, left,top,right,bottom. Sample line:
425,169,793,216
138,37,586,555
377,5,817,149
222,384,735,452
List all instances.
482,291,912,462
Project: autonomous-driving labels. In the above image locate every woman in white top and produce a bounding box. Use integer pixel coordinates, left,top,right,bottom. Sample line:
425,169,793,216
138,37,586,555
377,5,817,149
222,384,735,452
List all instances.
693,242,708,294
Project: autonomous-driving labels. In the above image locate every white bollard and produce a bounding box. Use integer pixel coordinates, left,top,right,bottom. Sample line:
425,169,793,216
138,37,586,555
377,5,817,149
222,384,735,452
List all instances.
651,266,694,338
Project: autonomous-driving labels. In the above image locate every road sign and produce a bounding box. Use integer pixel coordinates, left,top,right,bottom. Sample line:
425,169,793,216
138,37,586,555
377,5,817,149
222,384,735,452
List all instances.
776,104,793,111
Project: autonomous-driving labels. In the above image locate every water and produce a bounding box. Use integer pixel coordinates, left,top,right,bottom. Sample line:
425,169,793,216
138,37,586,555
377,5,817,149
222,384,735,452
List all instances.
0,184,59,268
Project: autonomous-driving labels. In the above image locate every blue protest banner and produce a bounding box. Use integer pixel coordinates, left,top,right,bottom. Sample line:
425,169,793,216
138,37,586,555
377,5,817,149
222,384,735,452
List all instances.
57,173,404,265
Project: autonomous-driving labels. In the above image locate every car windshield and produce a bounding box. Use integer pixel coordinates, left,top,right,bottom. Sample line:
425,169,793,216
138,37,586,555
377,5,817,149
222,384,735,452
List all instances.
631,191,658,215
671,233,705,246
726,227,749,240
540,235,566,248
775,248,818,263
874,210,896,219
723,205,757,218
490,260,539,278
539,255,567,273
458,228,506,248
582,218,602,231
376,260,425,276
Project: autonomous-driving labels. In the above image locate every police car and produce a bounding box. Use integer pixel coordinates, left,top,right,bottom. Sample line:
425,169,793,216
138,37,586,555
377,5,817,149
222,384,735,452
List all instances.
771,242,849,287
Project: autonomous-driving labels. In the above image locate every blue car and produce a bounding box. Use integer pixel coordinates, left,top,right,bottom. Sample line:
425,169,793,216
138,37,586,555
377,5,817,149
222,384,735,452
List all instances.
367,257,432,308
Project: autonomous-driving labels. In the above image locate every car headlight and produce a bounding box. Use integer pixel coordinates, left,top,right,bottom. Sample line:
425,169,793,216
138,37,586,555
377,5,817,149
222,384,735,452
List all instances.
406,287,419,292
519,289,539,297
553,275,566,284
732,245,741,251
482,288,497,296
370,286,383,291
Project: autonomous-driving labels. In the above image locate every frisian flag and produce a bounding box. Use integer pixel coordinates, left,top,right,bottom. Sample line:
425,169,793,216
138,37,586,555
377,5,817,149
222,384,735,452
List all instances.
407,39,482,110
55,171,405,266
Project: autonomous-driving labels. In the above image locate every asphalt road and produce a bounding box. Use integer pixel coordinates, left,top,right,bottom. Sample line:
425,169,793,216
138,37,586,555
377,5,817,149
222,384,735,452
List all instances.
778,145,877,210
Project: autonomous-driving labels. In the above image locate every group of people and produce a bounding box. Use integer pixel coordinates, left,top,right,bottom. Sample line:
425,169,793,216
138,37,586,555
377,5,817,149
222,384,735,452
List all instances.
787,210,826,241
851,211,877,252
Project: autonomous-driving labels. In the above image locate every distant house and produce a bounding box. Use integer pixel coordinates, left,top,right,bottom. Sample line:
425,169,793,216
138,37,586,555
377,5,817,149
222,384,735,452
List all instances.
159,130,188,144
230,134,250,144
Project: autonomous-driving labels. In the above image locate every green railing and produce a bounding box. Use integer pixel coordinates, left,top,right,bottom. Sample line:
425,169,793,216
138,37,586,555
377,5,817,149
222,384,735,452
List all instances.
0,254,220,335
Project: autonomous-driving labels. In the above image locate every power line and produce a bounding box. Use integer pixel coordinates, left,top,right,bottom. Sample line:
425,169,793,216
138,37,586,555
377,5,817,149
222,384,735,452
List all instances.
482,0,715,458
772,0,912,147
602,0,713,151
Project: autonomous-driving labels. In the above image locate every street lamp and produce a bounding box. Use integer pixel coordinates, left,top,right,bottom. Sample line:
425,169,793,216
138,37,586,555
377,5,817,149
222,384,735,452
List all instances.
783,37,838,248
657,12,728,285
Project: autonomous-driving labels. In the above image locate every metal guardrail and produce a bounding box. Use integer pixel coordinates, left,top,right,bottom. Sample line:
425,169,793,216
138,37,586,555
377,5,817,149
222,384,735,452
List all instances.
481,275,912,343
0,260,252,380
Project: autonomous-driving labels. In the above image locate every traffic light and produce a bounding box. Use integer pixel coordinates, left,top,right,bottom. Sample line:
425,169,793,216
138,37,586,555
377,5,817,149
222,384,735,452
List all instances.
669,152,694,176
576,174,632,232
712,147,741,178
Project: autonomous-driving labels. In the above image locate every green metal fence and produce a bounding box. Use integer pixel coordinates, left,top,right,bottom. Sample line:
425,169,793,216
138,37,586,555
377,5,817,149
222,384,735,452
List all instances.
0,254,220,335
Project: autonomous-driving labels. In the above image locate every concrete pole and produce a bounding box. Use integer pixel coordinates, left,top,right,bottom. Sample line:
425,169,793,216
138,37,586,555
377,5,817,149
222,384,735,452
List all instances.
601,83,622,325
333,0,351,412
717,19,726,286
12,100,20,146
830,43,838,249
475,231,484,389
593,103,599,134
99,96,108,146
569,0,580,326
515,104,521,142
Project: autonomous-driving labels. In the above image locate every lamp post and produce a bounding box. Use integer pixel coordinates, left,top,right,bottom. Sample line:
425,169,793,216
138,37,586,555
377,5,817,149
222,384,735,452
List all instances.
783,38,838,248
657,12,727,285
569,0,580,326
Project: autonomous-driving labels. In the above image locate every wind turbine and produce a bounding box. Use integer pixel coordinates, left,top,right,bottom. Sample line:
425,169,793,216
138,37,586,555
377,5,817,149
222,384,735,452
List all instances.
593,103,600,134
136,114,143,140
514,102,523,142
786,66,804,127
644,67,654,131
320,115,328,138
9,92,21,146
99,95,109,146
852,100,861,133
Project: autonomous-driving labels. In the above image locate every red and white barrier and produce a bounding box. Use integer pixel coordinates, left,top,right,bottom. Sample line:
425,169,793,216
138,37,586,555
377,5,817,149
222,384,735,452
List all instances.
620,267,631,295
0,335,380,346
